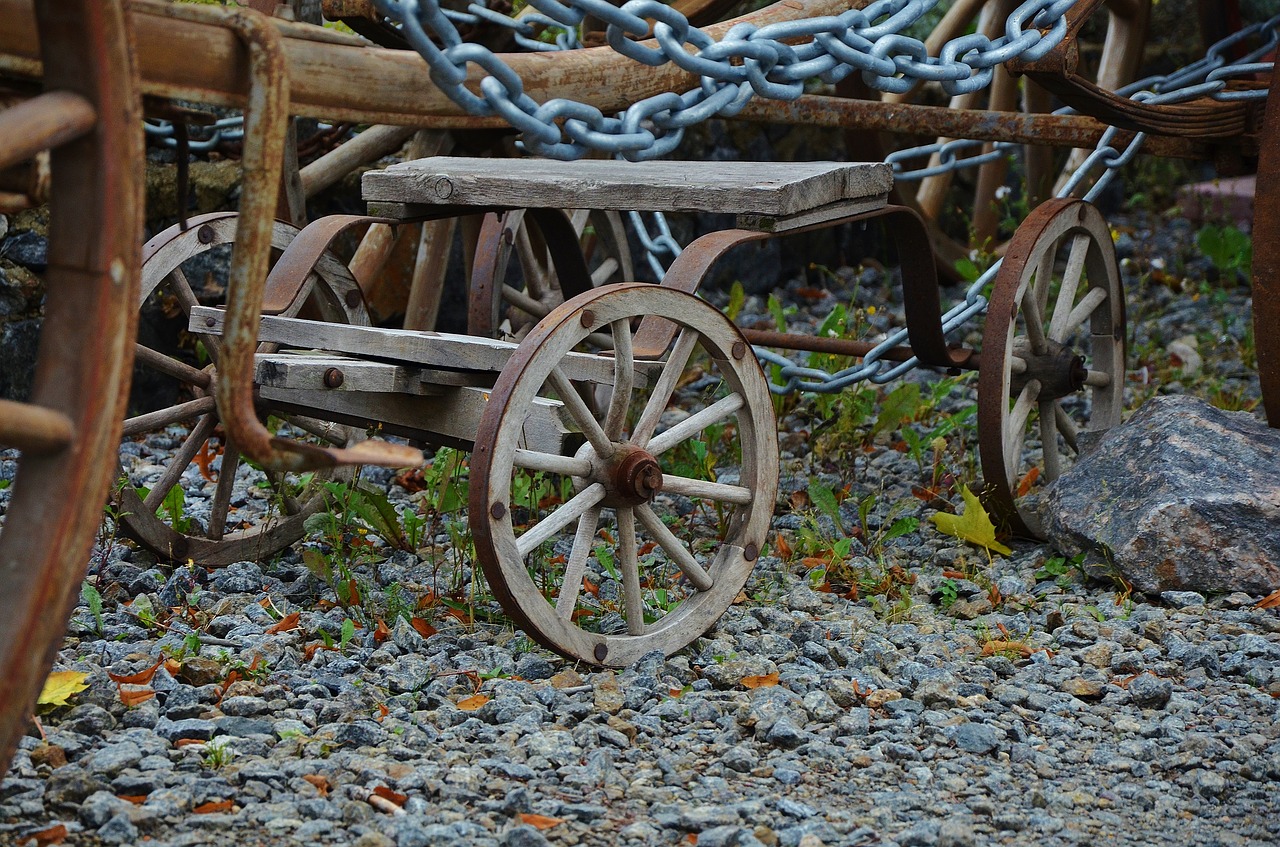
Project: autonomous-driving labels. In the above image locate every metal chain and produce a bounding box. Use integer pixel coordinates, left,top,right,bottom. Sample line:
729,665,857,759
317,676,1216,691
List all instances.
759,15,1280,395
374,0,1079,160
144,116,246,151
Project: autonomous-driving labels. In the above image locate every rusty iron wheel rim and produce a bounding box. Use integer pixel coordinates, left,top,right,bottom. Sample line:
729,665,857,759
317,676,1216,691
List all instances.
469,283,778,668
978,198,1125,538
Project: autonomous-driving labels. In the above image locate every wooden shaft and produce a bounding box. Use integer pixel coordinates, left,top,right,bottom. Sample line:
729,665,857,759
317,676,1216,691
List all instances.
0,398,74,455
300,124,416,198
0,91,95,172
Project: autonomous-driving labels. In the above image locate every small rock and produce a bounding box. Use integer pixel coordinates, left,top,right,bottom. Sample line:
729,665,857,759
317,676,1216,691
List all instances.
1060,678,1105,700
1128,674,1173,709
948,723,1004,755
865,689,902,709
97,812,139,845
178,657,225,688
1161,591,1207,609
503,824,553,847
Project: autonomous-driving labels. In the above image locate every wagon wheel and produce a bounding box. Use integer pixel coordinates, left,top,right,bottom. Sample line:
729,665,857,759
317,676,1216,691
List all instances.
115,214,366,566
849,0,1150,275
0,1,143,775
471,284,778,667
468,207,633,340
978,199,1124,538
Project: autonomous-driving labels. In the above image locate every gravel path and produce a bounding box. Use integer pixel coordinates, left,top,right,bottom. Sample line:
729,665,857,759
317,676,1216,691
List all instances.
0,206,1277,847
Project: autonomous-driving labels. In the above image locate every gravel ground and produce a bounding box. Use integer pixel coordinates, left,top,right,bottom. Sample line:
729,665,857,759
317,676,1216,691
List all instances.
0,204,1277,847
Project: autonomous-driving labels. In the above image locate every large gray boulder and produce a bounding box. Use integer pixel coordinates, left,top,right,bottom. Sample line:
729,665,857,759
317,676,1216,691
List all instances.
1044,395,1280,596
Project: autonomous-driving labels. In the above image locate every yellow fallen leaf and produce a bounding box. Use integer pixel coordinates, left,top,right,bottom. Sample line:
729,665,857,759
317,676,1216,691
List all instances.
457,694,489,711
741,672,779,689
929,486,1013,556
37,671,88,708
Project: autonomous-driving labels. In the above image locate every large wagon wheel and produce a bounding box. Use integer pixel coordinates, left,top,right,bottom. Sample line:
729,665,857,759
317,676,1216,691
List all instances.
0,1,143,775
116,214,367,566
471,284,778,667
978,199,1124,538
848,0,1150,275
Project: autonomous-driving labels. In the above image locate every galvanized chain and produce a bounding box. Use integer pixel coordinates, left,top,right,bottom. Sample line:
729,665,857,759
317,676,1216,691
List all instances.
373,0,1079,160
757,14,1280,395
143,116,246,151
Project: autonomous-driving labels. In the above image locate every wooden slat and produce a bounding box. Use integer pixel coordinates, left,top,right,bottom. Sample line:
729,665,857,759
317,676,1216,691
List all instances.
0,90,95,172
258,384,570,454
255,351,488,392
192,306,648,387
363,157,893,218
0,398,73,455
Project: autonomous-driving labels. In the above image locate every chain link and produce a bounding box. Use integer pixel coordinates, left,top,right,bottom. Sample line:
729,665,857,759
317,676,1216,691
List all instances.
374,0,1079,160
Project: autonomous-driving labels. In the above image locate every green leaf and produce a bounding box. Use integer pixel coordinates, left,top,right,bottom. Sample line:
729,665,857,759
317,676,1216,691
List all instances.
81,581,104,634
726,281,746,322
883,516,920,542
872,383,920,438
340,618,356,649
806,481,844,535
354,484,409,550
929,486,1012,555
767,293,787,333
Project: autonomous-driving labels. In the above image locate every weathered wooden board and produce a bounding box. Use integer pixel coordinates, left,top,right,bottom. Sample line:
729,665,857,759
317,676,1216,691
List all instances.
192,306,651,387
255,352,490,393
363,158,893,224
258,384,570,454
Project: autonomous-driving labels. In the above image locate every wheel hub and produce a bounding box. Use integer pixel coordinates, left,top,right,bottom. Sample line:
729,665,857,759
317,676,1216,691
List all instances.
611,447,664,506
1011,338,1087,400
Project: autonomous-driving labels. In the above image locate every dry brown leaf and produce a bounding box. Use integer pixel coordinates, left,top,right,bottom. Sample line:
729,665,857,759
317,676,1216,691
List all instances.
1254,589,1280,609
303,643,338,662
174,738,208,748
303,774,330,796
193,799,234,814
28,823,68,845
117,794,148,805
409,618,437,639
980,640,1033,658
1016,466,1041,497
457,694,489,711
163,658,181,677
107,657,165,686
519,813,565,830
265,611,301,634
741,672,779,689
773,533,793,559
372,786,407,807
373,617,391,644
117,687,156,707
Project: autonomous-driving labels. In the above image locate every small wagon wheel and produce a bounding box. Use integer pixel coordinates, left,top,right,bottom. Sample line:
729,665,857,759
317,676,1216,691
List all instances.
978,198,1125,538
468,207,633,340
115,215,366,566
0,1,143,774
471,284,778,667
848,0,1150,275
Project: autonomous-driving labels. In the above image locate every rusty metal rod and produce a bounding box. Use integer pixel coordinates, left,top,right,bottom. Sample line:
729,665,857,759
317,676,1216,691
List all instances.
740,328,980,369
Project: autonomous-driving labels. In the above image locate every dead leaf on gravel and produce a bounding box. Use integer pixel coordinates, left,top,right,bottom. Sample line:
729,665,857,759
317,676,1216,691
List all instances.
27,823,67,845
265,611,301,634
457,694,489,711
741,672,779,689
519,813,565,830
107,657,164,685
193,799,234,814
1254,589,1280,609
303,774,330,796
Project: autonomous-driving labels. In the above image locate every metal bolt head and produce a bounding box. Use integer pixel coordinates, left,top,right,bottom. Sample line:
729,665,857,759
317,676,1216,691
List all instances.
345,289,363,309
433,175,455,200
593,643,608,662
732,341,747,360
744,543,759,561
204,317,216,328
197,224,216,244
490,502,506,520
323,367,344,388
580,310,595,329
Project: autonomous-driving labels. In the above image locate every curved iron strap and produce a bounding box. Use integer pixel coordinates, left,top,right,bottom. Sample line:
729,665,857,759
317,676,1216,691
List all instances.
194,7,419,472
260,213,399,314
633,205,975,372
1250,63,1280,426
468,207,597,336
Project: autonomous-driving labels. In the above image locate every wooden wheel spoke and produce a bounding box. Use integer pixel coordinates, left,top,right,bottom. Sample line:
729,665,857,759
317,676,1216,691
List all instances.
517,482,605,558
632,328,699,447
603,318,634,440
141,414,218,511
1021,285,1049,356
1056,287,1108,342
1048,233,1090,340
590,258,619,286
501,284,550,320
547,367,613,458
1054,403,1080,452
207,444,242,540
134,344,211,389
1038,400,1062,482
277,414,349,446
1033,250,1054,315
514,449,591,478
1084,369,1112,388
1004,379,1041,479
555,506,600,620
121,396,217,438
648,393,744,457
635,503,712,592
618,508,645,636
659,475,752,505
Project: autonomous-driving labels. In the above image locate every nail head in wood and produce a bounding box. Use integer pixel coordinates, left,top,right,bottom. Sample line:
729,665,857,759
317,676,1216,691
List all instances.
580,310,595,329
204,317,216,328
745,543,758,561
490,502,506,520
323,367,344,388
345,289,362,309
732,341,747,360
594,644,608,662
198,224,216,244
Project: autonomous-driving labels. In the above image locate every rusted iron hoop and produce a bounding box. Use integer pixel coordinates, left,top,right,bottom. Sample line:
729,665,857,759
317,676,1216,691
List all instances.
469,283,778,667
467,207,628,339
1249,56,1280,427
0,0,144,777
116,214,366,566
977,198,1125,538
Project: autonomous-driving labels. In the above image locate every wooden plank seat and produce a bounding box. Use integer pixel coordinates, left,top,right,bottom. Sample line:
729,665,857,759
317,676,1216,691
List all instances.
362,157,893,233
